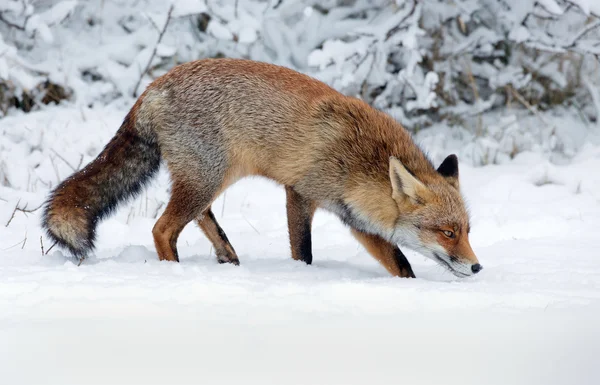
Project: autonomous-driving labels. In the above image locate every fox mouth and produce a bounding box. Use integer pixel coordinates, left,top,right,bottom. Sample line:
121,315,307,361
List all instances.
433,253,470,277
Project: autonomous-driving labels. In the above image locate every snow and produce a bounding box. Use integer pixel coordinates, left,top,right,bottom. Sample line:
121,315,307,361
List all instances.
1,105,599,384
207,20,235,41
536,0,564,15
1,0,600,383
571,0,600,15
0,0,24,13
171,0,207,18
38,0,78,26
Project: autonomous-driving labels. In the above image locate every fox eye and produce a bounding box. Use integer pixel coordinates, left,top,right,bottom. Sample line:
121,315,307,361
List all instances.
442,230,455,238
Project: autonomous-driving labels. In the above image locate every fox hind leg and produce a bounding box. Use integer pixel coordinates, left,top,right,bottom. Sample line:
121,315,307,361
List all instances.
286,186,317,265
153,178,217,262
197,207,240,265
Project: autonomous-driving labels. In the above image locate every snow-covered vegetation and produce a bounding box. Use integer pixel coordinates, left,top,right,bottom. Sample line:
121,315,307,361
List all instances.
2,0,600,163
1,1,599,384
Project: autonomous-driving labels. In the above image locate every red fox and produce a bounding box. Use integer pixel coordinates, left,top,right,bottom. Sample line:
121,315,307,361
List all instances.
42,58,481,278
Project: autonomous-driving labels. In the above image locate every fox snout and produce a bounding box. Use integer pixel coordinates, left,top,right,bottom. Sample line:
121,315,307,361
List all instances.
443,248,482,277
448,242,482,277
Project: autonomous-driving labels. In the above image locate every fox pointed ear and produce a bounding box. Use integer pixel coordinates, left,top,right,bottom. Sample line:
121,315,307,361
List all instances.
389,156,429,203
437,154,459,189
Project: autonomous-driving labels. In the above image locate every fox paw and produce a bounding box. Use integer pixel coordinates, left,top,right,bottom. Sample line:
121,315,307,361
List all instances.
400,267,416,278
217,254,240,266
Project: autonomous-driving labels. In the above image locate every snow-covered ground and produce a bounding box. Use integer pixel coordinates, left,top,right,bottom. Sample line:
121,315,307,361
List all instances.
1,105,600,384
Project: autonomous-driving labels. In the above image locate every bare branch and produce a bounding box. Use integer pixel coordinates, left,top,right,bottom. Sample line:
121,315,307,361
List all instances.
1,236,27,251
144,12,162,34
45,241,57,255
152,201,165,218
51,148,77,171
507,85,548,125
385,0,418,42
17,201,45,214
563,0,600,18
567,20,600,47
0,13,26,31
133,5,174,97
220,191,227,218
5,199,45,227
242,214,260,235
5,199,20,227
76,154,84,171
49,155,62,182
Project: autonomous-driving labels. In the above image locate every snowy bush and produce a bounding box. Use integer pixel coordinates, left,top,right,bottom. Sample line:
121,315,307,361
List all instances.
1,0,600,164
0,0,76,113
308,1,600,126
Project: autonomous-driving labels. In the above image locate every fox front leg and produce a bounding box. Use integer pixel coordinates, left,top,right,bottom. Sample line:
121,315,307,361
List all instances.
351,229,416,278
285,186,317,264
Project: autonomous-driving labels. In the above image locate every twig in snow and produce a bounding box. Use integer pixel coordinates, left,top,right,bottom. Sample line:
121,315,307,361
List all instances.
563,1,600,17
49,155,62,182
45,241,57,255
40,236,44,255
5,199,20,227
16,201,44,214
51,149,77,171
507,85,548,125
145,12,162,34
567,20,600,48
133,5,174,97
464,59,480,102
145,192,149,217
0,13,27,31
220,191,227,218
76,154,84,170
242,215,260,235
6,200,45,227
21,231,27,249
152,201,165,218
464,58,484,135
385,0,418,42
1,236,27,251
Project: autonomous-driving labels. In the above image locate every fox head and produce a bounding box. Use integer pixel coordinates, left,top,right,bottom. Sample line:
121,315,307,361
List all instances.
389,154,481,277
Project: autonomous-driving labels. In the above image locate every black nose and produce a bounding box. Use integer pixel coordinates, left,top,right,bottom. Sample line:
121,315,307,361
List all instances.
471,263,483,274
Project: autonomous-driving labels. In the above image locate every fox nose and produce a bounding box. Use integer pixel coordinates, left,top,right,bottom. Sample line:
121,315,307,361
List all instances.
471,263,483,274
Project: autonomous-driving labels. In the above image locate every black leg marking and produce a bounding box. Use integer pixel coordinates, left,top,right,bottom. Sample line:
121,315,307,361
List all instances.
286,186,316,265
394,247,415,278
297,220,313,265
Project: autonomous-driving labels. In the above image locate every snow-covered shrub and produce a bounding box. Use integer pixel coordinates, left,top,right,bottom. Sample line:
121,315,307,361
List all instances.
0,0,77,114
309,1,600,123
2,0,600,163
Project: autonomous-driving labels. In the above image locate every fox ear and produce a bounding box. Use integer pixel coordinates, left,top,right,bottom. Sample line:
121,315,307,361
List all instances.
437,154,459,189
389,156,429,203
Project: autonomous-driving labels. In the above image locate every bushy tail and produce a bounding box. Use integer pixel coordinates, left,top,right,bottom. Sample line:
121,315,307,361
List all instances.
42,107,161,258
